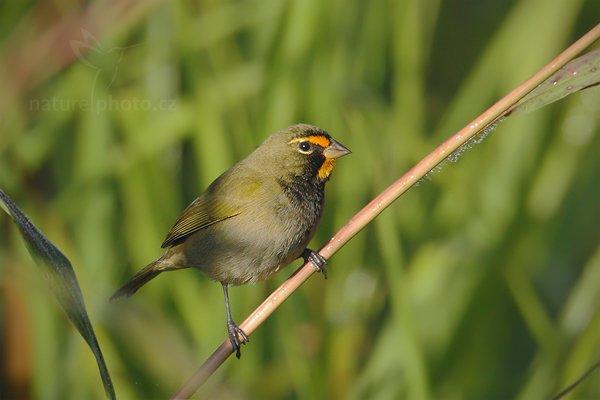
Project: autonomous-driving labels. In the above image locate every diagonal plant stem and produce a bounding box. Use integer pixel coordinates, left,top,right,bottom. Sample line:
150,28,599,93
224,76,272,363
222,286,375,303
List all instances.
171,22,600,399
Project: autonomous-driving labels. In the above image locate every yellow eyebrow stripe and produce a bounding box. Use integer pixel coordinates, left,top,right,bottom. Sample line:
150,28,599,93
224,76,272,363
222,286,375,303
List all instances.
288,135,331,148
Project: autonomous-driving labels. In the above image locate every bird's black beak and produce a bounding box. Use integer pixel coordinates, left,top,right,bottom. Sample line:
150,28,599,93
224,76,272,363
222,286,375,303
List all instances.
324,139,351,159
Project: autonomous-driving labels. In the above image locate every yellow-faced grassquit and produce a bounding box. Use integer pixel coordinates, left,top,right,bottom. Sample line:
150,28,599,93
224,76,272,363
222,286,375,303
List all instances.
111,124,350,357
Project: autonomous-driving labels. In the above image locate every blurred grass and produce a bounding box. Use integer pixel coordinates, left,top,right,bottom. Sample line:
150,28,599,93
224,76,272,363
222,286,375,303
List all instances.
1,0,600,399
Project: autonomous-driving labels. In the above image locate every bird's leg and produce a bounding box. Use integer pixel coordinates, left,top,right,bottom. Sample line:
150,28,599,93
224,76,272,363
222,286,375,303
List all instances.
302,248,328,279
222,284,249,358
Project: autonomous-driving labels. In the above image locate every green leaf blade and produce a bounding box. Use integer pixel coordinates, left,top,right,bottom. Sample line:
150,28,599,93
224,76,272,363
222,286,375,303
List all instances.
511,47,600,115
0,189,116,400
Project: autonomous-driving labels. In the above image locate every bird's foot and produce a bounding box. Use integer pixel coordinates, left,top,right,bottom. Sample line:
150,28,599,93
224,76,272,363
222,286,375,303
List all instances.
227,319,249,359
302,248,328,279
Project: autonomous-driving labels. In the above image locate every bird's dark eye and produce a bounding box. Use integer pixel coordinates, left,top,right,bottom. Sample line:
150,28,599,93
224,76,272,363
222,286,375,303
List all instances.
298,141,313,154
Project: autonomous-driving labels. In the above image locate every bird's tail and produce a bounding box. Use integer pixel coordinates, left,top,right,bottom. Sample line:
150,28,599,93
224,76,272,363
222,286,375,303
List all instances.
111,258,174,300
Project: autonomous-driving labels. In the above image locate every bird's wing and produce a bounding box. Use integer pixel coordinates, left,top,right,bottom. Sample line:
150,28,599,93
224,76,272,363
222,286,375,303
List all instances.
160,170,263,248
161,195,241,248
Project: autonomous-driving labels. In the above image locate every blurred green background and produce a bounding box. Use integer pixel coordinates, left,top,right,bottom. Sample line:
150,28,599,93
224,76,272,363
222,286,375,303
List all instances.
1,0,600,399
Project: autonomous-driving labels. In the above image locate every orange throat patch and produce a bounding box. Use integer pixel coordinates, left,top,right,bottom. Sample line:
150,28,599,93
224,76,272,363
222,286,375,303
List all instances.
318,158,336,181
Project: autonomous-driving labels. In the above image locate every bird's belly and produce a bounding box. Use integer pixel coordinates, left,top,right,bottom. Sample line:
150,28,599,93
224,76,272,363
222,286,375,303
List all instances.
178,213,312,285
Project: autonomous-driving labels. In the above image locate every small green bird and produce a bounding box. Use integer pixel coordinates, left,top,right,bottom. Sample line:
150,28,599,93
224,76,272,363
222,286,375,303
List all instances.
111,124,350,357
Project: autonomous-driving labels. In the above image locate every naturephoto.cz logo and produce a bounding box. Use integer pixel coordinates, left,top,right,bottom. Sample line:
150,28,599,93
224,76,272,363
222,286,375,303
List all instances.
29,29,176,114
29,96,176,113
